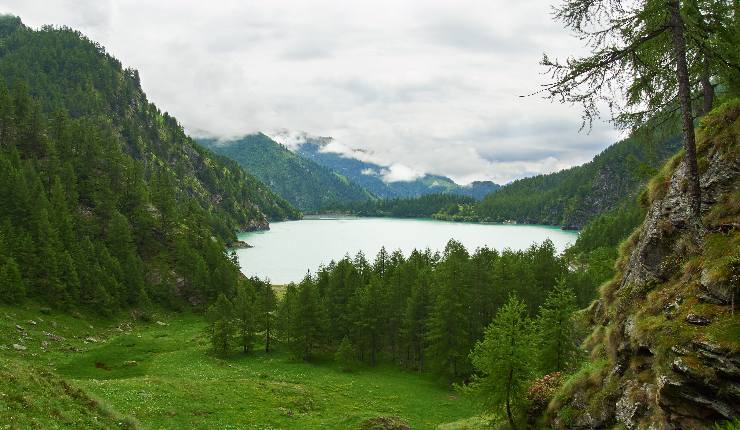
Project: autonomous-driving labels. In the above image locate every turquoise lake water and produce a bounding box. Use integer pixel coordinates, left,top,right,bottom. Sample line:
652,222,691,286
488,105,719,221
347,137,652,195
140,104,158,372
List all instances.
236,217,578,284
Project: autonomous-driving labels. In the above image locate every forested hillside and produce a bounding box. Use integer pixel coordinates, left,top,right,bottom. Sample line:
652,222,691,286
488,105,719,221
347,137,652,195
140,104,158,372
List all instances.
464,129,681,228
294,136,500,199
323,193,478,218
199,134,374,212
0,17,297,312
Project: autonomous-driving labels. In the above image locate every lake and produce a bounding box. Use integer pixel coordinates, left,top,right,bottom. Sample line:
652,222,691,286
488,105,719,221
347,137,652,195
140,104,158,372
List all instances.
235,217,578,284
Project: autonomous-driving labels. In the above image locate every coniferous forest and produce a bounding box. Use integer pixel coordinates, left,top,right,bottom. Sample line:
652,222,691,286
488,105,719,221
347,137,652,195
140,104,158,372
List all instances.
0,18,298,313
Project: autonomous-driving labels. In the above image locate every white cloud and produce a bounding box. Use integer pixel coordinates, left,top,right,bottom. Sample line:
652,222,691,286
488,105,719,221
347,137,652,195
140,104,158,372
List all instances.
381,164,424,183
0,0,621,184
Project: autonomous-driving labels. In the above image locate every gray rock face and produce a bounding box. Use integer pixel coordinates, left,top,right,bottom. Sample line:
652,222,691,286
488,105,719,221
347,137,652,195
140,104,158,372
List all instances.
622,141,739,288
550,108,740,430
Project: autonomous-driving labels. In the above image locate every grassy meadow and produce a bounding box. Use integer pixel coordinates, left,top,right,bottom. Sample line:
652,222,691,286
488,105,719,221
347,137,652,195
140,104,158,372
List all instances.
0,305,478,429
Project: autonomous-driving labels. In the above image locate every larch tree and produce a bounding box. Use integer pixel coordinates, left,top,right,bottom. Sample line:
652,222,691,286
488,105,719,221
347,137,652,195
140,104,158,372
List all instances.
468,295,537,430
255,279,277,353
335,335,357,372
233,282,257,354
541,0,739,219
292,276,326,361
0,258,25,304
426,239,472,379
536,279,580,373
207,293,235,357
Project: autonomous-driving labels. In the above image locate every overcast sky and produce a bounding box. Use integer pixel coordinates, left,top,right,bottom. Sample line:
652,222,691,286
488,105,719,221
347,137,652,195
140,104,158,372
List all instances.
0,0,622,184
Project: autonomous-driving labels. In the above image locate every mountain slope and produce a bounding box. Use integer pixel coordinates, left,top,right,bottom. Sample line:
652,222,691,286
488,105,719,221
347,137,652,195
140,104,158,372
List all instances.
472,129,681,229
293,136,500,199
0,17,297,229
548,101,740,429
199,134,374,212
0,17,297,313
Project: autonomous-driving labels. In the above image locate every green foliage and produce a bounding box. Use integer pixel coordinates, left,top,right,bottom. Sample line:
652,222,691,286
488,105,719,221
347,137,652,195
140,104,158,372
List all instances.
714,419,740,430
0,258,25,304
325,193,478,218
335,336,357,372
254,278,278,353
468,295,537,429
233,283,257,354
206,293,235,357
268,238,593,383
200,134,373,212
536,280,581,373
0,19,299,313
447,129,681,228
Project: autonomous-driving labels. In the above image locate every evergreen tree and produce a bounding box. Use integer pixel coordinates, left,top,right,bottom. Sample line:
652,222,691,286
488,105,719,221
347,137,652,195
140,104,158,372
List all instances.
537,279,580,373
276,283,298,347
356,275,385,366
426,240,472,378
469,295,537,430
335,335,357,372
255,279,277,353
401,272,431,370
0,258,25,303
207,293,234,357
292,276,326,361
233,282,257,354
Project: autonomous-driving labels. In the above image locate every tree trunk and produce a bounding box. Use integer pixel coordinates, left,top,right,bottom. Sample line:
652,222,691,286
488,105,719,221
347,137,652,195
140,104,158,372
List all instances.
668,0,702,218
506,367,517,430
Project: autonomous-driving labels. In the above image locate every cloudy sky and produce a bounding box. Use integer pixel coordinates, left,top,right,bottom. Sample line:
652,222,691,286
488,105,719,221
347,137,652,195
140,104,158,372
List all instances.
0,0,622,184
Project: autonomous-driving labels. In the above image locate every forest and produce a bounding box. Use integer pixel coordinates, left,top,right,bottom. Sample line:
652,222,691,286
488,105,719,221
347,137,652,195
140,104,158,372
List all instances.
199,134,374,212
434,129,682,229
0,18,297,313
322,193,478,218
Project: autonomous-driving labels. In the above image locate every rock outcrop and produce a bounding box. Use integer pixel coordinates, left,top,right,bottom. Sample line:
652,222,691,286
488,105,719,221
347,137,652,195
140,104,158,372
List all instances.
548,101,740,429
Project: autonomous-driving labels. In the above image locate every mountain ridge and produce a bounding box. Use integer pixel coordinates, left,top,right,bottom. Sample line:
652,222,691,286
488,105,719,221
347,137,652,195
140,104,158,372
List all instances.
199,133,375,212
291,135,500,200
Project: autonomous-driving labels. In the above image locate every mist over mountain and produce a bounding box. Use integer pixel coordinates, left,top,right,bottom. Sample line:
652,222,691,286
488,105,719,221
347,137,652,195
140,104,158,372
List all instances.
270,132,500,200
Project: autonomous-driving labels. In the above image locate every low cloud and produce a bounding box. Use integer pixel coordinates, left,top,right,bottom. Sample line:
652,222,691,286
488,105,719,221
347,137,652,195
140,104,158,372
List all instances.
380,164,424,183
1,0,621,183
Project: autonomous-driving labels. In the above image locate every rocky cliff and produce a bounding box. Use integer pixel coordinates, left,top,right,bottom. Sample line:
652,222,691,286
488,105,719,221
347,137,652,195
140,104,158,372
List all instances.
548,101,739,429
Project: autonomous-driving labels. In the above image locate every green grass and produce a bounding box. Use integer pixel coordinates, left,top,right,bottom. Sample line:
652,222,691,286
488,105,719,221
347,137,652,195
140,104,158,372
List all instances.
1,305,476,429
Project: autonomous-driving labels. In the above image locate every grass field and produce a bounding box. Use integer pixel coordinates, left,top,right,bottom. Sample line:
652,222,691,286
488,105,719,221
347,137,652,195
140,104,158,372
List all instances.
0,305,478,429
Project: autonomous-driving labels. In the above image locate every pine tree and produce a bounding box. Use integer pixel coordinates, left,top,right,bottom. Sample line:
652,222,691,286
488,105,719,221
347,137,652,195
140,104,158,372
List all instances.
335,335,357,372
356,275,385,366
401,273,431,370
426,239,471,379
292,276,326,361
469,295,537,430
207,293,234,357
537,279,580,373
233,282,257,354
255,279,277,353
0,258,25,303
